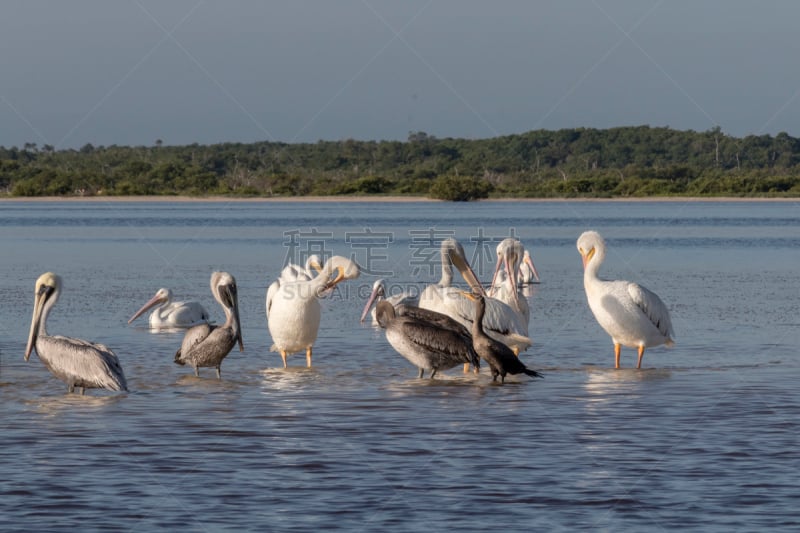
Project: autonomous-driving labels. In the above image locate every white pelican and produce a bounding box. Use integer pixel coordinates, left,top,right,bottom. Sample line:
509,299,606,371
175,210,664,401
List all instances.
462,291,542,384
488,238,530,325
519,249,540,284
174,271,243,378
376,300,479,378
267,255,359,368
266,255,323,319
25,272,127,394
577,230,675,369
418,238,531,356
359,279,419,325
128,287,210,329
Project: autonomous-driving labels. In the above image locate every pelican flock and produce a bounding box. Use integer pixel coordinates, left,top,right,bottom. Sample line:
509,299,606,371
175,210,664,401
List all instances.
16,229,677,394
577,230,675,368
25,272,127,394
128,287,210,329
174,271,243,378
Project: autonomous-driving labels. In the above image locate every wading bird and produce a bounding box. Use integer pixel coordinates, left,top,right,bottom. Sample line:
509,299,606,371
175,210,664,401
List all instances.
376,301,479,378
25,272,127,394
267,256,359,368
174,271,243,378
576,230,675,369
462,291,542,384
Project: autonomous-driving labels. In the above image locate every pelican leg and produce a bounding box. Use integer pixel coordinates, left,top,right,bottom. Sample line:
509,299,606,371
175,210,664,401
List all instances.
636,346,645,369
80,387,86,396
430,369,437,379
614,343,621,369
280,351,288,368
216,365,222,379
68,384,74,393
418,368,424,379
306,347,313,368
194,366,199,377
463,363,470,373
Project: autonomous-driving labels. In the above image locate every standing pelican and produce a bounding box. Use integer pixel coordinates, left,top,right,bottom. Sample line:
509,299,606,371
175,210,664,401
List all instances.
174,271,243,378
25,272,127,394
488,238,530,325
360,279,419,325
266,255,323,319
267,256,359,368
463,291,542,384
519,249,540,284
577,231,675,369
419,238,531,356
376,301,479,378
128,287,210,329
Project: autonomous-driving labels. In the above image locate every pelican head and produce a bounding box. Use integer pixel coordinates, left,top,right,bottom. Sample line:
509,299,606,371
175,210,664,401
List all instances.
577,230,605,270
442,238,486,295
211,271,244,352
521,249,540,282
128,287,172,324
305,254,323,275
320,256,360,293
489,238,521,306
360,278,386,323
25,272,62,361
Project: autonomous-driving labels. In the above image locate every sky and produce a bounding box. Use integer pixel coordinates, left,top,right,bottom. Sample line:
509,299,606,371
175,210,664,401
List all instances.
1,0,800,149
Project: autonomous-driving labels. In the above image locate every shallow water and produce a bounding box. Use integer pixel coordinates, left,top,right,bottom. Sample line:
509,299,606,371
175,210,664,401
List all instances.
0,199,798,531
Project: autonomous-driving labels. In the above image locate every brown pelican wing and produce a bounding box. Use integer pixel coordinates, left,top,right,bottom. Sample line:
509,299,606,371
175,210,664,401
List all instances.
175,323,213,364
38,335,127,391
397,320,479,367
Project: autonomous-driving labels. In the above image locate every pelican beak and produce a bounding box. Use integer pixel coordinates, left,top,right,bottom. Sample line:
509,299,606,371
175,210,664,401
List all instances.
581,247,595,269
523,253,540,282
323,267,346,293
450,252,487,296
25,284,52,361
128,292,166,324
505,255,520,309
487,256,504,297
226,284,244,352
360,284,383,323
459,290,478,302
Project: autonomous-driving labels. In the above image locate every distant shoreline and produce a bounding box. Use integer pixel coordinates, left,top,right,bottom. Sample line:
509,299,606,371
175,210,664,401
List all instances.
0,195,797,203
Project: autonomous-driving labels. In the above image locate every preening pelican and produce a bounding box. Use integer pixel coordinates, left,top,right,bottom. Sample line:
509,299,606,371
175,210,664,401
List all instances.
360,278,419,325
418,238,531,355
174,271,243,378
25,272,127,394
577,230,675,369
267,256,359,368
463,291,542,384
488,238,530,325
519,249,540,284
376,301,479,378
128,287,210,329
266,255,323,319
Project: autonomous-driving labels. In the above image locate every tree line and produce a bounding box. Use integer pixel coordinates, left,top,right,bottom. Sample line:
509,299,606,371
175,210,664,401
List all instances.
2,125,800,200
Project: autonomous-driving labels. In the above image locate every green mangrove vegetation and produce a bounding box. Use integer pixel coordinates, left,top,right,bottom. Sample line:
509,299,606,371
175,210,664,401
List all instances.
2,126,800,200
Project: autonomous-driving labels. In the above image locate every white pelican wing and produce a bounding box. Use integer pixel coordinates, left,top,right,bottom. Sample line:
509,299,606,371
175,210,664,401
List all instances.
627,282,675,342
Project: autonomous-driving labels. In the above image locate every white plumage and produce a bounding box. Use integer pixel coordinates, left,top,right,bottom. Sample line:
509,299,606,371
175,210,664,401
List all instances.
577,230,675,369
128,287,210,329
267,256,359,368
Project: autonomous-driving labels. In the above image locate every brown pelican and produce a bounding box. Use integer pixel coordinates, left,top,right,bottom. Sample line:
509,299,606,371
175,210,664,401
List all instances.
418,238,531,360
462,291,542,384
360,278,419,325
128,287,210,329
267,256,359,368
577,231,675,369
24,272,127,394
174,271,243,378
376,301,479,378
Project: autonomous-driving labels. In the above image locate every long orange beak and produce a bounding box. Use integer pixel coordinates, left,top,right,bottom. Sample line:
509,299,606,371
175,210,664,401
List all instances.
128,292,165,324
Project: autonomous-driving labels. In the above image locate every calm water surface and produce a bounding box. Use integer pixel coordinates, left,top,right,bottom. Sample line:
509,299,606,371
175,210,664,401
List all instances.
0,200,798,531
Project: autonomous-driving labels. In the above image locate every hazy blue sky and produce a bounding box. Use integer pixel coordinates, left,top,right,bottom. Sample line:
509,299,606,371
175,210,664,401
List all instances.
2,1,799,148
